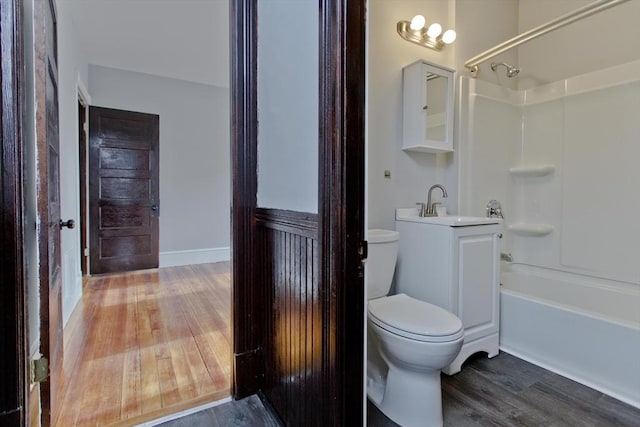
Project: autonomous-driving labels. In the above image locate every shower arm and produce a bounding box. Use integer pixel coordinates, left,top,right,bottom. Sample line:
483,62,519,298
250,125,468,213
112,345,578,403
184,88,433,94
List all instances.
464,0,631,76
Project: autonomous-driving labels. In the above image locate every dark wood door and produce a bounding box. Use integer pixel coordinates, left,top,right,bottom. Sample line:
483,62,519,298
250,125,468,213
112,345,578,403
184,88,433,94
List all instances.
89,106,159,274
34,0,65,424
231,0,366,425
0,0,28,424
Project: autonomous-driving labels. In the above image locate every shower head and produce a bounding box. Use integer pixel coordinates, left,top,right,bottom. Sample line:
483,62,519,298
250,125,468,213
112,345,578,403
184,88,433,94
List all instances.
490,62,520,78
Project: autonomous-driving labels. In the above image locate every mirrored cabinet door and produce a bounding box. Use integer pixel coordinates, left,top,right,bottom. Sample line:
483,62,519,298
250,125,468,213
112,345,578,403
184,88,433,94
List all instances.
402,60,454,153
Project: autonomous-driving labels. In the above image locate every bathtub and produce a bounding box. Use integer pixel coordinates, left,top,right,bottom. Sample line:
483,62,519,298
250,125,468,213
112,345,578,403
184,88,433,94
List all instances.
499,263,640,409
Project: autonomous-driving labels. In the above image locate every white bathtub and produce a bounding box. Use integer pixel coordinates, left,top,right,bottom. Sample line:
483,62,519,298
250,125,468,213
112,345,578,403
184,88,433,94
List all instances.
499,263,640,409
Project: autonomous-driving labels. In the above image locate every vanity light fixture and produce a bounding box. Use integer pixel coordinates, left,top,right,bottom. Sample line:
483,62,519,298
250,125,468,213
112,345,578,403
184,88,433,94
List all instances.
397,15,456,51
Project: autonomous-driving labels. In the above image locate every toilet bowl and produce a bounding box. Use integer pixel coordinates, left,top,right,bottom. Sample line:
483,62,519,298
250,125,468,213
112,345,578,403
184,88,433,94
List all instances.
367,229,463,427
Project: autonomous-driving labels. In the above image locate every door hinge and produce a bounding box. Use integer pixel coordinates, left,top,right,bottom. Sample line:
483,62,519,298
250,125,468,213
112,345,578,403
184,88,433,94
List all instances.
357,240,368,278
84,247,89,257
32,357,49,383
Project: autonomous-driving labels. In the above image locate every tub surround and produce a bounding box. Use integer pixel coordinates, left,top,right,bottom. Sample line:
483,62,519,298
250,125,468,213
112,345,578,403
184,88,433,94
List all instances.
459,59,640,409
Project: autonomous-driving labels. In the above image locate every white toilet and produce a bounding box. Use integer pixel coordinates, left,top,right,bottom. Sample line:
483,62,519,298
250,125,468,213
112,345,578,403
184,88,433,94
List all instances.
367,229,463,427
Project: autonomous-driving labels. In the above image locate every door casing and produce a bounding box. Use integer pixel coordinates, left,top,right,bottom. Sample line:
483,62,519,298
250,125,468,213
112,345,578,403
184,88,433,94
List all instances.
0,0,366,424
231,0,366,424
34,0,63,424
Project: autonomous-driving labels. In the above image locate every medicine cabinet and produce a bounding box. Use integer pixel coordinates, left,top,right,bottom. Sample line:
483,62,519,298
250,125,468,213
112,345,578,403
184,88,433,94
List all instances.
402,60,454,153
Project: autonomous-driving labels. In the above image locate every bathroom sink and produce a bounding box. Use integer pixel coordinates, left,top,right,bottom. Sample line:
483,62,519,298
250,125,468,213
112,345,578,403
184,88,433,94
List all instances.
396,208,502,226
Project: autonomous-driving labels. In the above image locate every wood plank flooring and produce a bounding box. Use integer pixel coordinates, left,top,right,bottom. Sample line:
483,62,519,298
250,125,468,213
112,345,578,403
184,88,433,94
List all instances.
369,352,640,426
54,262,231,427
156,352,640,426
155,395,282,427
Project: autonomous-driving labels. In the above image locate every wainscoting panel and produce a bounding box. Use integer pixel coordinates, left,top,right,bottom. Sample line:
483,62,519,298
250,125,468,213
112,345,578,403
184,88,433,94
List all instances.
256,209,322,425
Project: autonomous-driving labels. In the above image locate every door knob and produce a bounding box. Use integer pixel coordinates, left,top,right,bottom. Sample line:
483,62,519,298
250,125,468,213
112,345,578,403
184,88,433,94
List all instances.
150,201,160,217
59,219,75,229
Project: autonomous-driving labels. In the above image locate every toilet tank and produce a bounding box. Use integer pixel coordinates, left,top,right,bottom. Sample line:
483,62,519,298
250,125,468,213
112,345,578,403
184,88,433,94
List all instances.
367,229,400,299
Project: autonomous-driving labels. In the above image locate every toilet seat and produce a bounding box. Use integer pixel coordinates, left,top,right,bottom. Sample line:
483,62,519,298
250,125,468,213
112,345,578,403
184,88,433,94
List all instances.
368,294,463,343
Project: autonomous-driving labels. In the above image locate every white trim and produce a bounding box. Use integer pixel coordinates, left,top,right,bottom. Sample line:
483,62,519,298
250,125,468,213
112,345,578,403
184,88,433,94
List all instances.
140,396,232,426
62,274,83,327
76,72,91,105
159,247,231,268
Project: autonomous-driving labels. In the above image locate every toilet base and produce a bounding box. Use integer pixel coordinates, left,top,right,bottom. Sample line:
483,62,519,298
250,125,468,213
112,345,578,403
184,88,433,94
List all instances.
371,367,444,427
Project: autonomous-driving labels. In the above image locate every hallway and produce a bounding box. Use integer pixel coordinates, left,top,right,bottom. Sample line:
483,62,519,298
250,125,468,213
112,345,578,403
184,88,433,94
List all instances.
54,262,231,426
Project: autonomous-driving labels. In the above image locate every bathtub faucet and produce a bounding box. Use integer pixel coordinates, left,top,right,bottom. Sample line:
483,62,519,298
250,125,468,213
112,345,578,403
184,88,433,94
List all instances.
425,184,448,216
486,200,504,219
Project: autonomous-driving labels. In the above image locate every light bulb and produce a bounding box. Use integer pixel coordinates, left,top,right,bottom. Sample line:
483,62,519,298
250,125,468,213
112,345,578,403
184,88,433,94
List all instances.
427,23,442,38
442,29,457,44
410,15,426,31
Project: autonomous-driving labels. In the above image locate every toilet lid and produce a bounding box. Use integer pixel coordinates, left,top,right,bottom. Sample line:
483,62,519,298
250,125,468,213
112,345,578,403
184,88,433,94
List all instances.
368,294,463,342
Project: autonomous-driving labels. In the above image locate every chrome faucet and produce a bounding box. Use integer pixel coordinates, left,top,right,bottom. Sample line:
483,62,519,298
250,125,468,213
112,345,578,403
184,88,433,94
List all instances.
425,184,448,216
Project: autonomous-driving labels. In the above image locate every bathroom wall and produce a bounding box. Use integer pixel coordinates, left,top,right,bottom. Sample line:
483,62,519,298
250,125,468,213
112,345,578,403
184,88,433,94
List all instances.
368,0,452,230
452,0,519,88
517,0,640,89
367,0,520,230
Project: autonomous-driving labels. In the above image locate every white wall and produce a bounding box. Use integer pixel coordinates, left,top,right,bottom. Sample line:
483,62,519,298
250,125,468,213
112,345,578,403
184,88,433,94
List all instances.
57,0,90,325
256,0,318,213
367,0,521,230
452,0,519,87
367,0,453,230
517,0,640,89
88,65,230,266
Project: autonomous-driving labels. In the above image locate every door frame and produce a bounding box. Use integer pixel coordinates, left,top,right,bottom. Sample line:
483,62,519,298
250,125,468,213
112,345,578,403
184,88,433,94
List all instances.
77,84,89,276
0,0,28,425
230,0,366,423
34,0,62,423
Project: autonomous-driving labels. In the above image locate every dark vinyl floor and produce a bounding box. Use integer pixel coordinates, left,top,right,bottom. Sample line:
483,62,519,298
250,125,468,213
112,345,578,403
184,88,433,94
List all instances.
156,394,282,427
370,352,640,427
159,352,640,427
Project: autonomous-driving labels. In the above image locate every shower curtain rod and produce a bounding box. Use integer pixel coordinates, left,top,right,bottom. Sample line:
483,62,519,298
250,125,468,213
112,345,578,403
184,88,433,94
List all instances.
464,0,631,76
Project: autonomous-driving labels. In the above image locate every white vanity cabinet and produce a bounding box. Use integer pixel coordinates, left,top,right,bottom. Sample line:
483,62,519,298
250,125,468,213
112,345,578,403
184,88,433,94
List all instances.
395,217,501,375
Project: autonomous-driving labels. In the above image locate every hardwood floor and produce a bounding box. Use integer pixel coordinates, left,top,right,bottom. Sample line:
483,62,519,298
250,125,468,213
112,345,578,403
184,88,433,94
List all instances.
54,262,231,427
